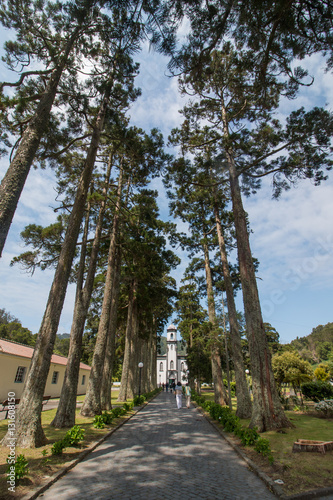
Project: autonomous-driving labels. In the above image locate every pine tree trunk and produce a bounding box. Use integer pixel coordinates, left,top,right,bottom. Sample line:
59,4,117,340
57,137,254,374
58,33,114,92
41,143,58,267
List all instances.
143,336,150,393
221,102,292,431
127,298,139,398
50,200,92,428
138,338,145,394
214,203,252,418
203,240,227,405
117,290,134,402
0,88,111,448
117,278,138,402
150,325,157,391
51,156,113,428
0,27,81,257
188,325,196,392
100,247,121,410
80,167,123,417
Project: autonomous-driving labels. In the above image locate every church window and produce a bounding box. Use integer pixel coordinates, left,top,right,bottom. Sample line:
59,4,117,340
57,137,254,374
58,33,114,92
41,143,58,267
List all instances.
181,362,184,371
160,362,163,371
171,344,173,350
170,333,173,339
170,360,174,369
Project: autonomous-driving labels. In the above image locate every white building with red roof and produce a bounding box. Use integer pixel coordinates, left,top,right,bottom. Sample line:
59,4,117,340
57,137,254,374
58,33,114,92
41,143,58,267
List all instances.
0,338,91,401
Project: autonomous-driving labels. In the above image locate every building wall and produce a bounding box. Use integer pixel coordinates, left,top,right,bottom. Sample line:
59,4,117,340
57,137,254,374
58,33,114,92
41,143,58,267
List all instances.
0,353,90,401
157,358,167,386
0,353,31,401
157,356,188,386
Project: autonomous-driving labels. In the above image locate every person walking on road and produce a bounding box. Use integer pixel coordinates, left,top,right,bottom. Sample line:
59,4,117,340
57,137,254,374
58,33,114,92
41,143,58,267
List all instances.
175,381,183,409
185,383,191,408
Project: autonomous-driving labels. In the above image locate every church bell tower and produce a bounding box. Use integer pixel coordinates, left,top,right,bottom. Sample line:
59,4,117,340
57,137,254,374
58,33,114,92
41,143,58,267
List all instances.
166,324,177,384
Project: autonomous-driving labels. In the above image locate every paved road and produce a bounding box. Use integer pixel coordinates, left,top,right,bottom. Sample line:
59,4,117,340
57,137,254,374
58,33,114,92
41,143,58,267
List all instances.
38,392,276,500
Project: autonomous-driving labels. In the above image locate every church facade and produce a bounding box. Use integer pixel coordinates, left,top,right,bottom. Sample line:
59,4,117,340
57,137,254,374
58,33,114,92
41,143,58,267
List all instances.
157,324,188,387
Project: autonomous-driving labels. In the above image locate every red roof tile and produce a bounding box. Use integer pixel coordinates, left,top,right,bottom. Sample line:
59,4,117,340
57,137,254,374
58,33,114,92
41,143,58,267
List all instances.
0,338,91,371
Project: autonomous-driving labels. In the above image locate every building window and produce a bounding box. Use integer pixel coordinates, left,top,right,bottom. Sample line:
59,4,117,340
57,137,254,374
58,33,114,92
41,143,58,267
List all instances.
170,333,173,339
170,360,174,369
160,362,163,371
171,344,173,350
51,371,59,384
14,366,26,383
81,375,86,385
181,362,184,371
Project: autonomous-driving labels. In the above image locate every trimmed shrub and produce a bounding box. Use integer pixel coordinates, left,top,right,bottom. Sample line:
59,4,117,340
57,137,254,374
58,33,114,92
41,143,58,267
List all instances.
51,425,85,454
112,407,127,418
63,425,85,447
210,404,231,423
222,413,241,433
202,400,214,411
133,395,145,406
102,411,114,424
254,437,274,464
51,440,67,455
93,415,105,429
238,427,260,446
7,454,29,481
301,381,333,402
123,402,133,412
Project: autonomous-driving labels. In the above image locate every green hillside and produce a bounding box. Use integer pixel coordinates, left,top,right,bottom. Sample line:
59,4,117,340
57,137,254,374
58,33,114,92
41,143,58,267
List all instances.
289,322,333,363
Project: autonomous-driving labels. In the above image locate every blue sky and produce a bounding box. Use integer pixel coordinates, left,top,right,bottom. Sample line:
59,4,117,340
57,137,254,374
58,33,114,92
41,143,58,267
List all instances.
0,30,332,345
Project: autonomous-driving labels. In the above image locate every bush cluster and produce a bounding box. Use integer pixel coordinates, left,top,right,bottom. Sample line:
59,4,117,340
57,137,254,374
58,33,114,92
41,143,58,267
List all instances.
51,425,85,455
191,392,274,464
314,399,333,418
301,381,333,402
133,395,146,406
93,402,135,429
191,392,207,407
6,453,29,482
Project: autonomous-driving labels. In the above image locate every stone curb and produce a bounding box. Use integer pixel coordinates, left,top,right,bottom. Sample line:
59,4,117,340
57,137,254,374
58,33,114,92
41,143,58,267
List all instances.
22,397,156,500
192,402,333,500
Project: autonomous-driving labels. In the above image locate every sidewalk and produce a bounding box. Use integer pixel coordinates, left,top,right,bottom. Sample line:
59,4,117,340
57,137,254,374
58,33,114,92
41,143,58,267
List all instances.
36,391,276,500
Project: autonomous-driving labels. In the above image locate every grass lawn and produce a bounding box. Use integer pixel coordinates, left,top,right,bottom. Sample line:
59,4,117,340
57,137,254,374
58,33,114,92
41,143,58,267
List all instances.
0,389,133,499
200,390,333,496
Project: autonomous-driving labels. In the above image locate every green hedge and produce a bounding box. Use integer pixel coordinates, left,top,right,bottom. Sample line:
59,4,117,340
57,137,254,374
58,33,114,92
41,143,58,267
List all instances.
191,392,273,464
93,402,135,429
301,381,333,402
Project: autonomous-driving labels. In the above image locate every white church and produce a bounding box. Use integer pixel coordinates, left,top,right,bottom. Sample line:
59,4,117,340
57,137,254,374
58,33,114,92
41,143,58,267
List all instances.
157,324,188,387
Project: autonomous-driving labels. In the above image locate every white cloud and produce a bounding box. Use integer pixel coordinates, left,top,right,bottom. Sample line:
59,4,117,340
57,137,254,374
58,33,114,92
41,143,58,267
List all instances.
243,178,333,292
239,175,333,341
